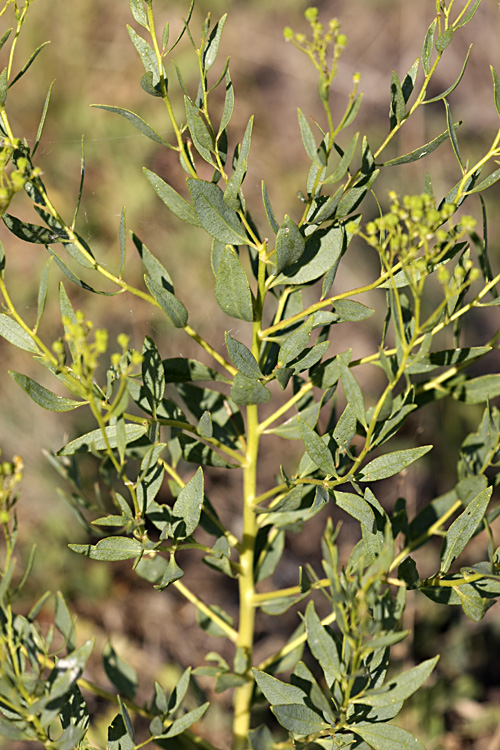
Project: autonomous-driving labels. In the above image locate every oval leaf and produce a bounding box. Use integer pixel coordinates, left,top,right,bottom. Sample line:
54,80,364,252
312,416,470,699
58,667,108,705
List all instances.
215,246,254,321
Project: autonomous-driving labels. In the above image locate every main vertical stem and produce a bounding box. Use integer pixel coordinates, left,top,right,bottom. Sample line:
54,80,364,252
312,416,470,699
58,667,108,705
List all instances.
232,253,266,750
232,402,259,750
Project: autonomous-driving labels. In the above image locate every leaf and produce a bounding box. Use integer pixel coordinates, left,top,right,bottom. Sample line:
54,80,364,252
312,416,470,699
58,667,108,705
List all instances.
334,299,374,322
131,232,174,291
225,332,262,378
0,315,41,353
188,179,248,244
334,492,375,528
92,105,168,145
435,27,453,53
203,13,227,71
69,536,143,561
262,181,280,233
108,711,134,750
144,169,200,226
278,318,314,367
323,132,359,185
155,555,185,589
358,446,432,482
55,592,75,651
171,467,204,539
218,70,234,136
168,667,191,714
142,336,165,414
159,703,209,738
424,45,472,104
127,25,159,80
340,362,366,428
389,70,406,127
465,166,500,194
453,374,500,404
440,487,492,573
185,96,214,162
336,170,379,219
103,642,138,700
298,418,337,476
353,656,439,707
252,670,307,706
129,0,149,29
422,19,436,75
58,424,147,455
231,373,271,405
297,108,318,162
444,99,463,169
456,0,482,28
2,213,60,244
215,245,254,321
0,67,7,106
224,116,253,210
271,223,345,287
304,602,341,685
145,276,188,328
8,41,50,88
271,704,328,736
352,723,424,750
9,372,85,412
275,215,306,273
491,65,500,120
380,123,462,167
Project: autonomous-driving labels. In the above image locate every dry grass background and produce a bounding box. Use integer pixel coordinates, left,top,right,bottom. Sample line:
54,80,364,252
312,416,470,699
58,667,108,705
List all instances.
1,1,500,748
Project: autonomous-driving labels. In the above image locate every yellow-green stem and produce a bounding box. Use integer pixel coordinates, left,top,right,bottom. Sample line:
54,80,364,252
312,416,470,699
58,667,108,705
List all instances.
232,402,259,750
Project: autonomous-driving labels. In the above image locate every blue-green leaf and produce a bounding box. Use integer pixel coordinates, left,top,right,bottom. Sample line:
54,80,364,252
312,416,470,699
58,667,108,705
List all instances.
215,246,254,321
171,467,204,539
145,276,188,328
358,446,432,482
298,418,337,476
275,215,306,273
271,704,328,736
92,104,168,145
188,179,248,244
253,670,306,706
225,332,262,378
9,372,85,411
144,169,201,226
440,487,492,573
69,536,143,561
0,314,41,353
58,424,147,455
304,602,341,685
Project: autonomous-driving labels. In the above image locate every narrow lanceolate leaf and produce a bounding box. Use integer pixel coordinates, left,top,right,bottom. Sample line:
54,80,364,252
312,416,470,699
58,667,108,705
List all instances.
188,179,248,244
275,215,305,273
252,669,307,707
390,70,406,127
132,232,174,291
9,372,85,412
171,467,204,539
424,45,472,104
304,602,341,685
144,169,201,226
145,276,188,328
261,181,280,233
8,41,50,89
129,0,149,29
334,491,375,528
202,14,227,71
323,132,359,184
91,105,168,145
215,246,254,321
358,446,432,482
218,70,234,136
271,704,328,736
340,362,366,428
444,99,463,170
353,656,439,707
69,536,143,561
491,66,500,119
380,123,462,167
297,108,318,162
456,0,481,28
58,424,147,455
185,96,215,162
103,642,138,700
440,487,492,574
298,418,337,476
159,703,209,738
421,19,436,75
225,332,262,378
0,314,41,353
454,374,500,403
127,25,158,79
2,213,61,244
352,723,424,750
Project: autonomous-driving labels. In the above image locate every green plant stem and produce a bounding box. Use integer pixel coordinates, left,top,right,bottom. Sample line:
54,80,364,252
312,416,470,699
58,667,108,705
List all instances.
232,401,259,750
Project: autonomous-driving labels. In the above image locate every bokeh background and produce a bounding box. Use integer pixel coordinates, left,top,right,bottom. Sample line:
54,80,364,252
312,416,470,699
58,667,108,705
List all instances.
1,1,500,748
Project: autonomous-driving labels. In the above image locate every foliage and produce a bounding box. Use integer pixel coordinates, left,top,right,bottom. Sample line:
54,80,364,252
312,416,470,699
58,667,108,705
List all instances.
1,0,500,748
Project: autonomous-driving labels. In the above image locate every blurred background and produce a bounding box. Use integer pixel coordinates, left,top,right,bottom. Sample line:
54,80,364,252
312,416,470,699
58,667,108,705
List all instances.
1,1,500,748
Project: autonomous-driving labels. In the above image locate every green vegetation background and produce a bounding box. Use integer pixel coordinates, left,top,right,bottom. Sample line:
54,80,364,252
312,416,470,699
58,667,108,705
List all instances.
1,1,500,748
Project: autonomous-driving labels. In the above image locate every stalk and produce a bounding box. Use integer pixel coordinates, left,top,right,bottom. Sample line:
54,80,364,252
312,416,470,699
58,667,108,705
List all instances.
232,402,259,750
